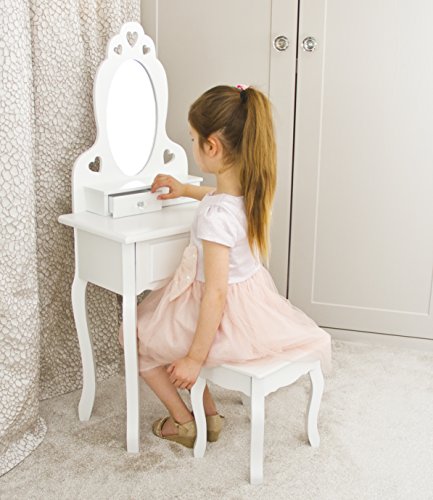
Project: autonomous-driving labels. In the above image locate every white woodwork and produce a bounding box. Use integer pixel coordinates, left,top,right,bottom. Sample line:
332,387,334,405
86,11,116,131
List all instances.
191,359,324,485
306,366,323,447
71,276,95,421
58,23,201,453
59,202,198,245
268,0,299,296
71,21,202,215
121,243,140,453
109,189,162,218
289,0,433,339
141,0,297,295
77,231,123,294
136,234,190,291
250,379,265,485
325,327,433,353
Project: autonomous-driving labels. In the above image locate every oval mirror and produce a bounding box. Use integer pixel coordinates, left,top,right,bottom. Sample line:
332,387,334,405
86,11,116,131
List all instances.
106,59,156,176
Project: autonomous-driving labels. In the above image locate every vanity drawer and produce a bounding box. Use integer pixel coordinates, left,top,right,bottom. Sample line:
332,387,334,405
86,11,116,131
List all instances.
109,190,162,218
136,234,190,292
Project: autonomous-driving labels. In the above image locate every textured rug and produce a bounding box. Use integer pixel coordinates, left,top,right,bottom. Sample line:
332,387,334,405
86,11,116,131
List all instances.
1,339,433,499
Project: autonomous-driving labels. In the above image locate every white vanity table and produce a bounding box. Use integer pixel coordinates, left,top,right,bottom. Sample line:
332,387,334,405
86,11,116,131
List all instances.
58,22,202,453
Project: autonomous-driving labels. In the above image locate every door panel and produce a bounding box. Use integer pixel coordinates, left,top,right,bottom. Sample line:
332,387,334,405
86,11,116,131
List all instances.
289,0,433,338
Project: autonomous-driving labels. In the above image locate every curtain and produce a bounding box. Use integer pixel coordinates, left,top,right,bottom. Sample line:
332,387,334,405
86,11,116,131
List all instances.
0,0,140,476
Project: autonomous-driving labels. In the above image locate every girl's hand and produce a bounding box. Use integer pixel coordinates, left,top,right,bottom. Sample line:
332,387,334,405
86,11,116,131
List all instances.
151,174,186,200
166,356,202,390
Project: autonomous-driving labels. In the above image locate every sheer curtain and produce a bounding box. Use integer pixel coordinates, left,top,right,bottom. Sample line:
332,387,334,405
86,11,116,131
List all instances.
0,0,139,476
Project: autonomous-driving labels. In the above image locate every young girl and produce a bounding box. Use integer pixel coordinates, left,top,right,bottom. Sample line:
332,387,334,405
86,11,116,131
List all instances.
118,84,332,449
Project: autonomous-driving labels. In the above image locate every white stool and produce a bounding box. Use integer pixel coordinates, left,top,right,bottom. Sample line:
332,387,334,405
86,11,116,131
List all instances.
190,358,324,485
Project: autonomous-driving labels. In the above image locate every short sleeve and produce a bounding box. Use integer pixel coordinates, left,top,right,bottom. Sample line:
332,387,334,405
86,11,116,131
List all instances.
196,204,238,248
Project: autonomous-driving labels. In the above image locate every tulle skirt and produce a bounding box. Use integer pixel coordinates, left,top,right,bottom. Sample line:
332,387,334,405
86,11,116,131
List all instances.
118,244,332,375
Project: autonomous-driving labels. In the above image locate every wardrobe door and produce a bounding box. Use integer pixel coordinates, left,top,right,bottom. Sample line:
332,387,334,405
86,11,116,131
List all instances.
289,0,433,338
141,0,298,296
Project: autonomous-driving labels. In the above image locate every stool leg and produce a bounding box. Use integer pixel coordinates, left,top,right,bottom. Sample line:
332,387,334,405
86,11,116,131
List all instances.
250,379,265,485
306,362,324,447
191,376,207,458
240,393,251,418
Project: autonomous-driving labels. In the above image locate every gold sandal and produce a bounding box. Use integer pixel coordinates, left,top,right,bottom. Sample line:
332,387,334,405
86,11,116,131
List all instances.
205,414,225,442
152,416,197,449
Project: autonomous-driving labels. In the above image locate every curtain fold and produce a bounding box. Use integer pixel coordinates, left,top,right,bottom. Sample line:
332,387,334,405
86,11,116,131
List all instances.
0,0,140,476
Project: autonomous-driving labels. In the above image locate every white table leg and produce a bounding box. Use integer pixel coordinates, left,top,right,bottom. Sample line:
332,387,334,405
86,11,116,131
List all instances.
191,376,207,458
250,379,265,485
71,272,96,421
122,244,140,453
306,361,324,448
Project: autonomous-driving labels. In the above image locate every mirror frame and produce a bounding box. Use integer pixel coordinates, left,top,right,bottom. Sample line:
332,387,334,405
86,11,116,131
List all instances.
71,22,188,213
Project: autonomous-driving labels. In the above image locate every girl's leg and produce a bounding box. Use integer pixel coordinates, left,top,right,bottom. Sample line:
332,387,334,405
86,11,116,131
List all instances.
203,384,218,416
187,384,219,416
140,366,193,436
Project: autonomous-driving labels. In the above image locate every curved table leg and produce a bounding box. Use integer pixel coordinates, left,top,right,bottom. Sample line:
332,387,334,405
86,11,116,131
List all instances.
122,244,140,453
71,272,96,421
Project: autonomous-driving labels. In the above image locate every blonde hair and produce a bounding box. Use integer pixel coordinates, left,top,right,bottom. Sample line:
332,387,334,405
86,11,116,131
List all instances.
188,85,276,261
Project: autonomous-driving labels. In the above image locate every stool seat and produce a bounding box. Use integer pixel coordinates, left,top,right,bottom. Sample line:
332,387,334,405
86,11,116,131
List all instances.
219,358,300,378
190,357,324,485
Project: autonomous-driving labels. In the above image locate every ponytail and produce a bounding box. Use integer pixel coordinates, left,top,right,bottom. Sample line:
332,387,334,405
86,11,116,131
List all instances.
188,85,276,262
239,88,276,262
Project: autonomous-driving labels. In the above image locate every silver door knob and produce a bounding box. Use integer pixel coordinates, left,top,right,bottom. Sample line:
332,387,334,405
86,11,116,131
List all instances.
302,37,318,52
273,35,289,51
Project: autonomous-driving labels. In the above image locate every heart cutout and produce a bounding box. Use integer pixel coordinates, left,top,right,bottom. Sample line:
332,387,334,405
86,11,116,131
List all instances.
142,45,150,55
127,31,138,47
114,44,122,55
163,149,174,164
88,156,101,172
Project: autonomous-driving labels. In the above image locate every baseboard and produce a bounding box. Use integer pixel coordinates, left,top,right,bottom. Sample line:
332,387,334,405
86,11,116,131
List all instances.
323,327,433,352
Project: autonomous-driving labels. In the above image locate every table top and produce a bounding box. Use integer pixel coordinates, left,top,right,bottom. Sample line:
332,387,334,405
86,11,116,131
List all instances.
58,202,198,244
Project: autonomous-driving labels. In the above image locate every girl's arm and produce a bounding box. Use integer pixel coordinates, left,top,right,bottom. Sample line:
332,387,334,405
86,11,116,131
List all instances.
187,240,229,362
183,183,215,201
151,174,214,201
167,240,229,389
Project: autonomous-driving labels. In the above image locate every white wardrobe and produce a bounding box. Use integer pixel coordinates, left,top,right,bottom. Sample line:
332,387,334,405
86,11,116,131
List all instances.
141,0,433,342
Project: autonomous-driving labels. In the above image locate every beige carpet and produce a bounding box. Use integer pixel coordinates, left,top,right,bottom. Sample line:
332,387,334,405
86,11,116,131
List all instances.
1,339,433,499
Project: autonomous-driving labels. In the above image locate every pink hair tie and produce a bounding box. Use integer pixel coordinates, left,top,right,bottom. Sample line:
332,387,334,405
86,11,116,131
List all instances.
236,84,249,103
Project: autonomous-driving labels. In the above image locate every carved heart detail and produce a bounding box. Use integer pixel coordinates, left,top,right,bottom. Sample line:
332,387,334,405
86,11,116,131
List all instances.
142,45,150,55
163,149,174,164
88,156,101,172
114,44,122,55
127,31,138,47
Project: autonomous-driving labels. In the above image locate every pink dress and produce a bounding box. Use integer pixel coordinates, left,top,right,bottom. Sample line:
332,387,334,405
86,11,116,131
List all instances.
118,192,332,375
